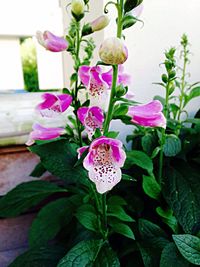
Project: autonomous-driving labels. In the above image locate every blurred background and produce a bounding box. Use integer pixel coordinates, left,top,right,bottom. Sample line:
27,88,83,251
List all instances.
0,0,199,141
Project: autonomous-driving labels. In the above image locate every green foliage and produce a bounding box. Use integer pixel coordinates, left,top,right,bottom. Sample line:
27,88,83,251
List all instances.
142,175,161,200
124,0,143,13
29,196,81,247
9,245,66,267
20,37,39,92
109,220,135,240
75,204,98,232
0,181,66,217
173,234,200,265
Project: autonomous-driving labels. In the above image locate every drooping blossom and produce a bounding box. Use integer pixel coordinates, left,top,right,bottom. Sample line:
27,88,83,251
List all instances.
101,65,131,88
83,137,126,194
78,65,130,105
78,66,108,106
128,100,166,128
99,37,128,65
36,31,68,52
26,123,65,146
77,106,104,139
36,93,72,118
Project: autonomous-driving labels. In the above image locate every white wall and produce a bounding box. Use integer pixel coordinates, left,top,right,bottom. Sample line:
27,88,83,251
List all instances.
104,0,200,115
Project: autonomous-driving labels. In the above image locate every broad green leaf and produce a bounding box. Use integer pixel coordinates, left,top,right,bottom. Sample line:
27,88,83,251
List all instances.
122,14,137,30
30,162,46,177
162,163,200,233
108,196,127,206
185,87,200,106
29,196,81,247
173,234,200,265
29,140,89,185
124,0,143,13
94,243,120,267
138,219,168,240
141,134,157,156
109,221,135,240
124,150,153,174
163,134,182,157
0,181,66,217
156,207,178,233
113,104,129,118
142,175,161,200
9,245,66,267
160,243,191,267
57,240,103,267
76,205,98,232
108,205,134,222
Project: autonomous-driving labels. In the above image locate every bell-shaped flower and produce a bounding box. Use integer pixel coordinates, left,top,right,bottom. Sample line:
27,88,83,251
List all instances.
101,65,131,88
83,137,126,194
99,37,128,65
36,93,72,118
78,66,109,106
26,123,65,146
82,15,110,36
128,100,166,128
77,106,104,139
36,31,68,52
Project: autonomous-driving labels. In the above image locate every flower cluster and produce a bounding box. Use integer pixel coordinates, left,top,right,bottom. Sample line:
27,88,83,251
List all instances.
27,0,166,194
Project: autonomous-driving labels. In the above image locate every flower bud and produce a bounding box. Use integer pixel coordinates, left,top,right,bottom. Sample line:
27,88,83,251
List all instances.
91,15,110,32
71,0,85,21
99,37,128,65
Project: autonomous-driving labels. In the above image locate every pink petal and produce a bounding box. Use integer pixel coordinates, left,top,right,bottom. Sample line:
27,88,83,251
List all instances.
36,93,58,110
111,145,127,167
77,146,89,159
132,113,166,128
90,136,123,150
128,100,163,116
43,31,68,52
89,106,104,123
78,66,91,86
77,107,89,124
57,94,73,112
131,4,144,18
88,164,122,194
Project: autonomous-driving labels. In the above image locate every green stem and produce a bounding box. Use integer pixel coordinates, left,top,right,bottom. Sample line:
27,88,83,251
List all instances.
102,193,108,239
74,21,83,146
177,48,187,122
158,83,170,183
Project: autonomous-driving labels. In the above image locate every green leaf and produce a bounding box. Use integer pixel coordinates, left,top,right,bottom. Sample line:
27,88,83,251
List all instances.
170,103,180,119
94,243,120,267
138,219,168,240
105,131,120,138
124,0,143,13
156,207,178,233
173,234,200,265
142,175,161,200
113,104,129,118
0,181,66,217
76,204,98,232
109,221,135,240
142,134,157,156
163,163,200,233
9,245,66,267
122,14,137,30
163,134,182,157
160,243,191,267
108,196,127,206
57,240,103,267
29,196,81,248
30,162,46,177
185,87,200,106
29,140,89,185
122,174,137,181
108,205,134,222
124,150,153,174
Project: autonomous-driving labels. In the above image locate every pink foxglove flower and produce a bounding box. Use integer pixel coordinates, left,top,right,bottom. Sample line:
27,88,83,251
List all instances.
78,66,108,106
36,93,72,117
99,37,128,65
83,137,126,194
101,65,131,88
36,31,68,52
77,106,104,139
128,100,166,128
26,123,65,146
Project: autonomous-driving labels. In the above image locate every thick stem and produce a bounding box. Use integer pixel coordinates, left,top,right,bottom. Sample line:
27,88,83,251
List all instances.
74,21,83,146
102,193,108,239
